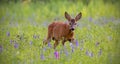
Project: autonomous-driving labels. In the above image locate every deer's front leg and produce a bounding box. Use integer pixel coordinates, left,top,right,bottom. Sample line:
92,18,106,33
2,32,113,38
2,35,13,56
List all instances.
62,39,67,46
68,38,76,45
54,40,59,49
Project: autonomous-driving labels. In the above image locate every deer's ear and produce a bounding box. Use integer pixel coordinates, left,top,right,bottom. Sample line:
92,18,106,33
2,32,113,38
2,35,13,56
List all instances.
65,12,71,21
75,12,82,21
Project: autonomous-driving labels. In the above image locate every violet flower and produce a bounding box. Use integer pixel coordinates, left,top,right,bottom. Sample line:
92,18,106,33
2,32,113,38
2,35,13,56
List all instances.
48,42,51,48
80,47,83,51
70,43,74,53
6,31,10,37
89,17,92,22
89,52,93,57
33,34,37,39
65,50,68,56
64,46,68,56
10,40,13,44
54,51,59,59
71,45,74,53
43,21,48,27
76,40,79,47
43,47,46,51
72,48,74,53
29,41,33,45
14,43,19,49
86,50,89,56
40,54,45,60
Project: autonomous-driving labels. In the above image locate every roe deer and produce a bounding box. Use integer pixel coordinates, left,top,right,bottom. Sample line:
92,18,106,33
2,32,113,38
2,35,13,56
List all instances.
43,12,82,49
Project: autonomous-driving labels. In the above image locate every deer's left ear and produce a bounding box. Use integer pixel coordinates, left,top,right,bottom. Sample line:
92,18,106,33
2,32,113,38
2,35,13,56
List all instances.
65,12,71,21
75,12,82,21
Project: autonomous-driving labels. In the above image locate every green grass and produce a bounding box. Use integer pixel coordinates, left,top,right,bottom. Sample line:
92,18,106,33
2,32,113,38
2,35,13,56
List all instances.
0,0,120,64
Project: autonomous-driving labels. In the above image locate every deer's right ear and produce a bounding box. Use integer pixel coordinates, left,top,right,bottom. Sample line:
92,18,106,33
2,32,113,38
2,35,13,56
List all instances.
75,12,82,21
65,12,71,21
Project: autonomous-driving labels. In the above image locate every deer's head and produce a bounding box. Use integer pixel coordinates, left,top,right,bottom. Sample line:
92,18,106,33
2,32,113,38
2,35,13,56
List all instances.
65,12,82,31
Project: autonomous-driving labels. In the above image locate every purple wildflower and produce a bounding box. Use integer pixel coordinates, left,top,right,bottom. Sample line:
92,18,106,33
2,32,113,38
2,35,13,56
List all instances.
10,40,13,44
65,51,68,56
33,34,37,39
95,42,100,47
14,43,19,49
6,31,10,37
43,21,48,27
86,50,89,56
76,40,79,47
0,45,3,53
48,42,51,48
40,54,45,60
64,46,68,56
80,47,83,51
54,51,59,59
43,47,46,51
89,52,93,57
29,41,32,45
72,45,74,53
89,17,92,22
72,48,74,53
70,43,74,53
70,43,72,47
33,34,40,39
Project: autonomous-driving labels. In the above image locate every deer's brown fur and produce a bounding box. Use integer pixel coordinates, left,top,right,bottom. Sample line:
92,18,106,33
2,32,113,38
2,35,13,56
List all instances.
43,12,82,49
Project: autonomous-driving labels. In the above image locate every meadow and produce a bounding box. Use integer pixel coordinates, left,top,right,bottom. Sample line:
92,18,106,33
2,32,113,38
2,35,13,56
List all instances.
0,0,120,64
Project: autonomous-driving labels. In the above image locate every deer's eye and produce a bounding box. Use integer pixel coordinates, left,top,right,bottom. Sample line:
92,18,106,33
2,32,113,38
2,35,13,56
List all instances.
69,23,72,25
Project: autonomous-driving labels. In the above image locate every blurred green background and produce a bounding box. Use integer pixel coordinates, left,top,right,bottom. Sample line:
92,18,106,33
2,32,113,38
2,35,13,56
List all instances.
0,0,120,64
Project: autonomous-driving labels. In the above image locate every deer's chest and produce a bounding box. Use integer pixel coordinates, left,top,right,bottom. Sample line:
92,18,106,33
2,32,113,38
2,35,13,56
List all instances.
65,31,74,39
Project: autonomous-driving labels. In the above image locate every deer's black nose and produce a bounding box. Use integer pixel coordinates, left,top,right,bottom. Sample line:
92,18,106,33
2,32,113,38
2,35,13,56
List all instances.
71,28,74,31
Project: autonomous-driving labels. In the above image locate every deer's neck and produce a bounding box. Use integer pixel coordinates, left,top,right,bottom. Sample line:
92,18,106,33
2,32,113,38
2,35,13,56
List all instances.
64,23,74,36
